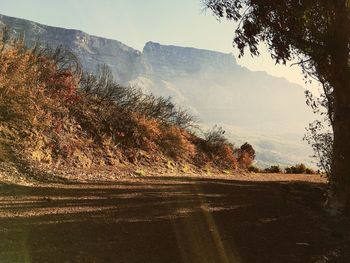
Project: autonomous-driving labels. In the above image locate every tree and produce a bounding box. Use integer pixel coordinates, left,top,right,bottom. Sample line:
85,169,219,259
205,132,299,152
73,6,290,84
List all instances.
203,0,350,215
237,142,255,168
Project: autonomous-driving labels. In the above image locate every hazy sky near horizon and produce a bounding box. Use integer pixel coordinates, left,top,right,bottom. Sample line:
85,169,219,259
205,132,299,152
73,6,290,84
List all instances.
1,0,316,88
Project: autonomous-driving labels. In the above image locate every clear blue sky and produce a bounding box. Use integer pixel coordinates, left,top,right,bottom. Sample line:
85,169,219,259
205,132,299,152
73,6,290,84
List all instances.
1,0,312,87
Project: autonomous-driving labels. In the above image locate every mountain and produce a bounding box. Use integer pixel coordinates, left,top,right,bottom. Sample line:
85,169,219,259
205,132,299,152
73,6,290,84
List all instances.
0,13,315,167
0,14,144,84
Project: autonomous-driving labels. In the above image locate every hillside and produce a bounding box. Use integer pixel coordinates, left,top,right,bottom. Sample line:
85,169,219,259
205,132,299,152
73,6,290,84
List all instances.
0,13,315,167
0,35,260,184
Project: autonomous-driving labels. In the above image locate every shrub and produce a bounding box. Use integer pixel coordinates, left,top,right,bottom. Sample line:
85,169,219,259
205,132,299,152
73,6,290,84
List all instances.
159,125,196,160
199,126,238,169
214,143,238,169
285,163,309,174
80,66,197,129
248,165,260,173
0,34,88,166
236,142,256,169
264,165,282,173
204,125,228,148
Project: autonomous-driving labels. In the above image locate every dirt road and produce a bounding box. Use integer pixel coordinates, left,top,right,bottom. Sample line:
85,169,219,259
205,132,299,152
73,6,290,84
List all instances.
0,175,349,262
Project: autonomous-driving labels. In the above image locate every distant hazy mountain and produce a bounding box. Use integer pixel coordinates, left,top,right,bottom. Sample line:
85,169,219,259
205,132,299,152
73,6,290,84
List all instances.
0,13,315,167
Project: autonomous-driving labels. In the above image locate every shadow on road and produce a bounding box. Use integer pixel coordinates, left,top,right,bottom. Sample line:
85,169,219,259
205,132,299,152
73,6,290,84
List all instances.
0,177,349,262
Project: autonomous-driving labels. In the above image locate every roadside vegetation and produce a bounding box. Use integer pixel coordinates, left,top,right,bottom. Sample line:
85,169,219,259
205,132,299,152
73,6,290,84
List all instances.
248,164,319,175
0,30,255,177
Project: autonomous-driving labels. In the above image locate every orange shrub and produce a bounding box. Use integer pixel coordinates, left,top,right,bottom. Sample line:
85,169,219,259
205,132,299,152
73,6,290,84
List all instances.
216,144,238,169
159,125,196,160
129,115,162,152
236,143,256,169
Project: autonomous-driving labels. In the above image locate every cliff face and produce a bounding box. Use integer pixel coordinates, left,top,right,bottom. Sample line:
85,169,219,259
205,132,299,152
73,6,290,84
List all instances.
142,41,239,77
0,14,241,82
0,14,315,167
0,14,144,84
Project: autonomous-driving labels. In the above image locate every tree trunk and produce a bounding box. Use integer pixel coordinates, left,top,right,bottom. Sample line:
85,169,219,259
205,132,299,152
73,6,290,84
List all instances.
325,1,350,216
327,95,350,215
